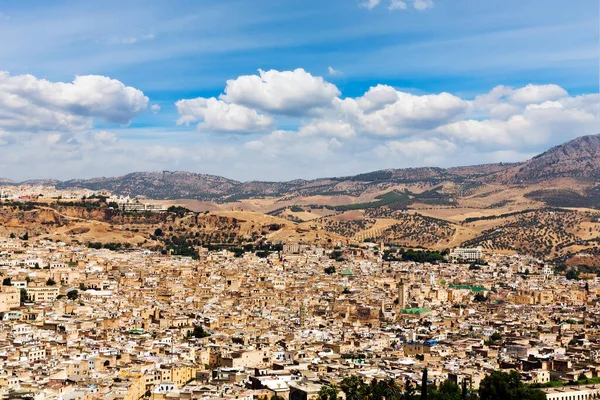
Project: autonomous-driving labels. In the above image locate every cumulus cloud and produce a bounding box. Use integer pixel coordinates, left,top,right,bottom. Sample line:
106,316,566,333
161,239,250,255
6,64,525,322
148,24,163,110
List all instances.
362,0,381,9
171,71,596,178
91,131,118,145
334,88,468,137
389,0,408,10
175,97,274,133
151,104,161,114
328,66,344,77
413,0,434,10
438,92,600,149
220,68,340,116
510,84,568,104
298,120,356,139
0,130,14,146
0,72,148,132
375,138,457,166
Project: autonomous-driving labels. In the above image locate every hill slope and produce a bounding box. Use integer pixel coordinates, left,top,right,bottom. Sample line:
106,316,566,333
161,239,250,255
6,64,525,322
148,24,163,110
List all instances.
1,134,598,202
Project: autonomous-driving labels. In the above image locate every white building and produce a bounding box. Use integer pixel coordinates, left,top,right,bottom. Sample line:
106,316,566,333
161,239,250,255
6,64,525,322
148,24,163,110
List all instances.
449,247,483,262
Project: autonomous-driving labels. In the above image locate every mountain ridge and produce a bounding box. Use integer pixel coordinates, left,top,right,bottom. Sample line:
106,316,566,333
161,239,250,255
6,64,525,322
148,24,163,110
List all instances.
2,133,599,200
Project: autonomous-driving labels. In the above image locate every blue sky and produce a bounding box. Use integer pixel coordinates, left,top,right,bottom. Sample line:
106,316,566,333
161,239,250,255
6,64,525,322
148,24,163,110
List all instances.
0,0,598,181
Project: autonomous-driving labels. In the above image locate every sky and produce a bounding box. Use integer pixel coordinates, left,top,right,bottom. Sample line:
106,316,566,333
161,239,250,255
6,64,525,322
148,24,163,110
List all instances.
0,0,598,182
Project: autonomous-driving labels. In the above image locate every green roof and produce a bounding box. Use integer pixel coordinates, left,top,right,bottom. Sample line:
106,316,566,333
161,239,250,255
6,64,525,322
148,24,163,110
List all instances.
449,284,487,292
341,267,354,276
401,308,431,315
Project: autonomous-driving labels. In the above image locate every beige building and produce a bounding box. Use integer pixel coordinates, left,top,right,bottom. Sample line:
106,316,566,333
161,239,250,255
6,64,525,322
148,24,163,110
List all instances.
0,286,20,312
26,286,59,302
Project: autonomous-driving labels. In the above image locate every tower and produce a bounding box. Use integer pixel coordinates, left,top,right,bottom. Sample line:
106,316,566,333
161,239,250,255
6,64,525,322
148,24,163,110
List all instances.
397,279,407,309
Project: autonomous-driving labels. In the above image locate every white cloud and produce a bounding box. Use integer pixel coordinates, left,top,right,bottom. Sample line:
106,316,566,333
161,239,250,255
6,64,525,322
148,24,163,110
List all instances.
0,130,14,146
334,88,468,137
438,92,600,149
412,0,434,10
362,0,381,9
298,120,356,139
389,0,408,10
510,84,568,104
367,0,434,11
355,84,399,111
175,97,274,133
375,138,457,166
221,68,340,116
45,133,62,146
328,66,344,77
244,140,264,150
151,104,161,114
0,72,148,132
91,131,117,145
104,33,155,45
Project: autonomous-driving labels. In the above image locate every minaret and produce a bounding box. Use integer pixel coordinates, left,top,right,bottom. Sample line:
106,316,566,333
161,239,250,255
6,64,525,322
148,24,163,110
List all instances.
397,279,407,309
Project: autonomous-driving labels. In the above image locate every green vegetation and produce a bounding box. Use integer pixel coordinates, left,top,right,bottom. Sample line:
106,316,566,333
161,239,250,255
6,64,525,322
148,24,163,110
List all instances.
324,266,337,275
187,325,210,339
20,288,30,303
317,385,340,400
329,250,345,262
479,371,546,400
383,249,446,263
331,190,410,211
67,290,79,300
566,268,580,280
167,205,192,217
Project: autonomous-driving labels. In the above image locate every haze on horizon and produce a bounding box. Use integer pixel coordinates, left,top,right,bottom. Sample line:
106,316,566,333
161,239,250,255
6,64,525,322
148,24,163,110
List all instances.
0,0,598,182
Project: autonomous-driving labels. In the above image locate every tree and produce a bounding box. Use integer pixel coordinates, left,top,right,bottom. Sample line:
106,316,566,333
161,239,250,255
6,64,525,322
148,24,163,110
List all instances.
324,266,336,275
402,379,417,400
340,376,368,400
479,370,546,400
2,277,11,286
430,380,461,400
566,269,580,280
270,395,285,400
318,385,339,400
46,278,56,286
67,290,79,300
154,228,164,237
421,368,428,400
490,332,503,343
474,292,487,302
21,232,28,241
20,288,30,303
188,325,210,339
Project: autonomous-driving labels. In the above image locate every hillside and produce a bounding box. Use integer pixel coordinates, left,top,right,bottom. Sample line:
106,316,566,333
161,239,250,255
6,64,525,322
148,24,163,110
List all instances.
3,134,598,204
2,134,600,263
512,134,600,183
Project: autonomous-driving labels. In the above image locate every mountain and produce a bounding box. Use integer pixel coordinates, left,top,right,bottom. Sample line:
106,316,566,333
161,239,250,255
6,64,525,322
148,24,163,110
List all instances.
2,134,600,263
511,134,600,183
2,133,599,201
55,171,240,199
